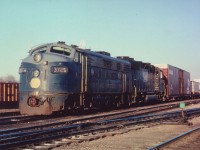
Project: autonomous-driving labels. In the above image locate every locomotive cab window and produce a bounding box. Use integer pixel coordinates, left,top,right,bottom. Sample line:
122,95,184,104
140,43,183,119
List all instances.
30,46,47,55
50,46,71,56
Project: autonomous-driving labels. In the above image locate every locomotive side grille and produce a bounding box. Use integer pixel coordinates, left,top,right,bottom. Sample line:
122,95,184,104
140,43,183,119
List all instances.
123,64,131,72
117,63,121,70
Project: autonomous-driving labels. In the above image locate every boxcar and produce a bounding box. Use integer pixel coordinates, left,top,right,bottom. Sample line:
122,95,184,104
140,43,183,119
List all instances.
190,80,200,98
0,82,19,108
154,64,190,100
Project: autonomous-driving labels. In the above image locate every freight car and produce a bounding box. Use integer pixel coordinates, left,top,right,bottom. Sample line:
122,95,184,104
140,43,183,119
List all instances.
154,64,191,100
18,41,165,115
190,80,200,99
0,82,19,108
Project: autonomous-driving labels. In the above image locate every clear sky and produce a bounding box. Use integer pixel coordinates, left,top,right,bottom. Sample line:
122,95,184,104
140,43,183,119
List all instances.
0,0,200,80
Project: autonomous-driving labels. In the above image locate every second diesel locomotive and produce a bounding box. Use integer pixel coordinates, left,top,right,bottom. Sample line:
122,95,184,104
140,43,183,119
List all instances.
19,41,166,115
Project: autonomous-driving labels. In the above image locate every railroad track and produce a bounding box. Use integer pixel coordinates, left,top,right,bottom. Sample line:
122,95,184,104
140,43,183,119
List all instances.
0,98,199,126
0,100,200,126
0,99,199,149
148,126,200,150
1,106,200,149
0,102,175,130
0,103,170,127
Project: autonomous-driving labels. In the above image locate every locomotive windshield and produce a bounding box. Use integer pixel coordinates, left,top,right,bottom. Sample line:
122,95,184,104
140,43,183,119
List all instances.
30,46,47,55
50,46,71,56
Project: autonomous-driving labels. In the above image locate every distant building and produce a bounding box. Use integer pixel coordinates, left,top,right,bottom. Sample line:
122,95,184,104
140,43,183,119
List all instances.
194,79,200,83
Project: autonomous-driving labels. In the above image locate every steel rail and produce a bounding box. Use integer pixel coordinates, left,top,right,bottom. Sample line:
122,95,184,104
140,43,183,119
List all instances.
0,104,167,126
0,99,198,126
0,103,178,135
148,126,200,150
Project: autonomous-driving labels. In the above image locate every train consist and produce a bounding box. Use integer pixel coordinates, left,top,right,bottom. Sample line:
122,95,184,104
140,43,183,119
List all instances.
0,82,19,108
18,41,200,115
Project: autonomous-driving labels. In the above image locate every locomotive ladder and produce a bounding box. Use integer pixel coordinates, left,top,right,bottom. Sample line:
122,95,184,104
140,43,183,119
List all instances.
122,73,127,104
80,54,88,106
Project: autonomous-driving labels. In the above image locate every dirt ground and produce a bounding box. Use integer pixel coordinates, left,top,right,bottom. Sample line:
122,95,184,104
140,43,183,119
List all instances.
53,104,200,150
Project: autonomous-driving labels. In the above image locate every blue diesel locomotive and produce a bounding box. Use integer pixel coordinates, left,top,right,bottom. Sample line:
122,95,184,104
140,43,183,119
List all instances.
19,41,165,115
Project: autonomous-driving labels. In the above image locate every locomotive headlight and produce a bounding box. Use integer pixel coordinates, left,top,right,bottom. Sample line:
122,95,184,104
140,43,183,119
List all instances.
33,69,40,77
33,53,42,62
30,78,41,88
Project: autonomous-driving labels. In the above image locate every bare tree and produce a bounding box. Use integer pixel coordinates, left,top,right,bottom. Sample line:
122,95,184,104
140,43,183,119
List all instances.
0,75,17,82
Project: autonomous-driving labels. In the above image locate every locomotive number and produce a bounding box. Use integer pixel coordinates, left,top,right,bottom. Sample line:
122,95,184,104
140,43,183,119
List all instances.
51,66,68,74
